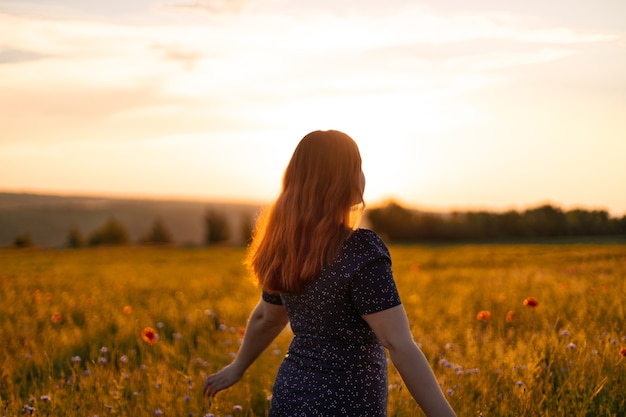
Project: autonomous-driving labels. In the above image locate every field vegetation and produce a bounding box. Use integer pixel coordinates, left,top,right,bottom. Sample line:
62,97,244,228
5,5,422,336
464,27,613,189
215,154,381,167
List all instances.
1,243,624,416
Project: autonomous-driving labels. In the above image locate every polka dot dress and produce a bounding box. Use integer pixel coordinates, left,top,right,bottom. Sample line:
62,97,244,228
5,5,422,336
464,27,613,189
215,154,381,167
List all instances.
263,229,402,416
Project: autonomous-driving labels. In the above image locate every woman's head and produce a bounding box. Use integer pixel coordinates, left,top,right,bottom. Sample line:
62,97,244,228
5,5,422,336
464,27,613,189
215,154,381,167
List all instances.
282,130,364,222
248,130,366,293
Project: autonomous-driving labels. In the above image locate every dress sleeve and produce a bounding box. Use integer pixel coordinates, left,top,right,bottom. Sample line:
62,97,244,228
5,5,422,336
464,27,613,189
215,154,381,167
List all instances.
262,290,283,305
350,257,401,316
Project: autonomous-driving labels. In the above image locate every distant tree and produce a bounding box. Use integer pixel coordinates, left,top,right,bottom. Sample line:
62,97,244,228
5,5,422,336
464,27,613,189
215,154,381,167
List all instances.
66,226,85,248
445,211,468,239
367,201,419,241
565,209,612,235
240,213,255,246
414,212,447,240
205,209,230,245
619,215,626,234
13,233,34,248
498,210,525,237
462,211,499,240
141,218,173,245
524,204,568,237
89,217,130,246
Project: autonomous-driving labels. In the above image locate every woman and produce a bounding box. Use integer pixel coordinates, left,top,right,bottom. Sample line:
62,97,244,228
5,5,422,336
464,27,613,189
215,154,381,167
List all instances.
203,130,456,417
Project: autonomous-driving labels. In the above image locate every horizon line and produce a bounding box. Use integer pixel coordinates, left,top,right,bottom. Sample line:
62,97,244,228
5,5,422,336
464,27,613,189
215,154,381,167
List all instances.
1,188,623,217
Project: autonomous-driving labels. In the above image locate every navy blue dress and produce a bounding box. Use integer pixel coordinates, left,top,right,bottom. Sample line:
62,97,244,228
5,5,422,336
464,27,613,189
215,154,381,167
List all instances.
263,229,402,416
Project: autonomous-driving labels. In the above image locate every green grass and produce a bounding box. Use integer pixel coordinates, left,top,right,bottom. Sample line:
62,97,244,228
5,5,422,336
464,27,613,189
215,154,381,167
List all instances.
0,244,624,416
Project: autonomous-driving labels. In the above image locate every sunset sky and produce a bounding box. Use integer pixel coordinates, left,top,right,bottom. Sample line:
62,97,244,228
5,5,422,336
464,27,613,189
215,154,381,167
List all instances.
1,0,625,215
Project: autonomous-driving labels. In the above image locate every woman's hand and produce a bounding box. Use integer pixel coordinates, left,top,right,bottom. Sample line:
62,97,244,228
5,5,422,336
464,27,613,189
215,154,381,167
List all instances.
203,363,244,397
202,300,288,397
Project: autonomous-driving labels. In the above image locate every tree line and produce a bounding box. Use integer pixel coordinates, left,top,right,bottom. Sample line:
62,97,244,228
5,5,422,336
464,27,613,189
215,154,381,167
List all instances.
367,201,626,242
9,201,626,248
8,209,253,249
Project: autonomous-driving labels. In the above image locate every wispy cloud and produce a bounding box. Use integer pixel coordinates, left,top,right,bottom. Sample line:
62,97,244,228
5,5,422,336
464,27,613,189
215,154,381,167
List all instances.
0,3,621,146
163,0,256,14
0,48,45,64
152,44,203,71
513,27,619,44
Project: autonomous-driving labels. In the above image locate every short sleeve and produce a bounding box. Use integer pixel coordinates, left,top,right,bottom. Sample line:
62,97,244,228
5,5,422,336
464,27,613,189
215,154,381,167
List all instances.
350,257,401,316
262,290,283,305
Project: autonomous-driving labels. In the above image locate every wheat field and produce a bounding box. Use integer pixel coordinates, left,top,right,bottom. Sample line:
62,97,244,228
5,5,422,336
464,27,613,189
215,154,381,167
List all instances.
1,243,624,416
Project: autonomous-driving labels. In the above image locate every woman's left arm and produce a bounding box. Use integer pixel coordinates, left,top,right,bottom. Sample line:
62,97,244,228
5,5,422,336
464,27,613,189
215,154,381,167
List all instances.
203,299,289,396
363,305,457,417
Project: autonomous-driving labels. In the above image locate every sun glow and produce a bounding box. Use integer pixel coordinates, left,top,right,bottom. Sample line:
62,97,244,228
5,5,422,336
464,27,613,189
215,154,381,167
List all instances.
1,1,625,214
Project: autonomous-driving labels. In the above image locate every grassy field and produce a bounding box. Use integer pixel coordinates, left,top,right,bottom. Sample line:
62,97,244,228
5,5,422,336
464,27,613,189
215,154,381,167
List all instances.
0,243,624,416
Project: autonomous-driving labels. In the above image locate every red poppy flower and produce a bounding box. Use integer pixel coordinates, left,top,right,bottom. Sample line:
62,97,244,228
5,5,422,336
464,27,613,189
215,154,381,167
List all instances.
476,310,491,321
123,305,133,315
523,297,539,309
50,312,62,324
142,327,158,345
620,347,626,357
506,310,515,323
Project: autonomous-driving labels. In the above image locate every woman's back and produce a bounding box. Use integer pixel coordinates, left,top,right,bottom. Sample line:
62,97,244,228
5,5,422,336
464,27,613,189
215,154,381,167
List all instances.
265,229,401,416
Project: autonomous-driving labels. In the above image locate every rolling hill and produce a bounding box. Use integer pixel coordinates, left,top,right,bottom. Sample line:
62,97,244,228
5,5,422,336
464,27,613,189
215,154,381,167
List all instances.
0,192,263,248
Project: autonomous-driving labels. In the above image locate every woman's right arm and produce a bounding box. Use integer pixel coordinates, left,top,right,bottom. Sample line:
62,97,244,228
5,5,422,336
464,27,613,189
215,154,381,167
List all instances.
363,304,457,417
203,299,289,397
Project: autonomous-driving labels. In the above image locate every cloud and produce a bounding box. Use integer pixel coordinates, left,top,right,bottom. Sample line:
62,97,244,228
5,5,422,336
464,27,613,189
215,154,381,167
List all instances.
163,0,256,14
513,27,619,45
152,44,202,71
0,48,46,64
1,2,622,147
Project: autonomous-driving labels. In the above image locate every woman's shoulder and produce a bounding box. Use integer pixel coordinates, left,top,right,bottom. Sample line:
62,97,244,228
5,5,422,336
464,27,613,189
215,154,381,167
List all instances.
346,228,390,259
351,228,383,241
320,229,391,278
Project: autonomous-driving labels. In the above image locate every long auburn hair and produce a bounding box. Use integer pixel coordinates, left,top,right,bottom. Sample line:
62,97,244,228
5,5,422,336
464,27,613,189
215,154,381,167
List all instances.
247,130,365,293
